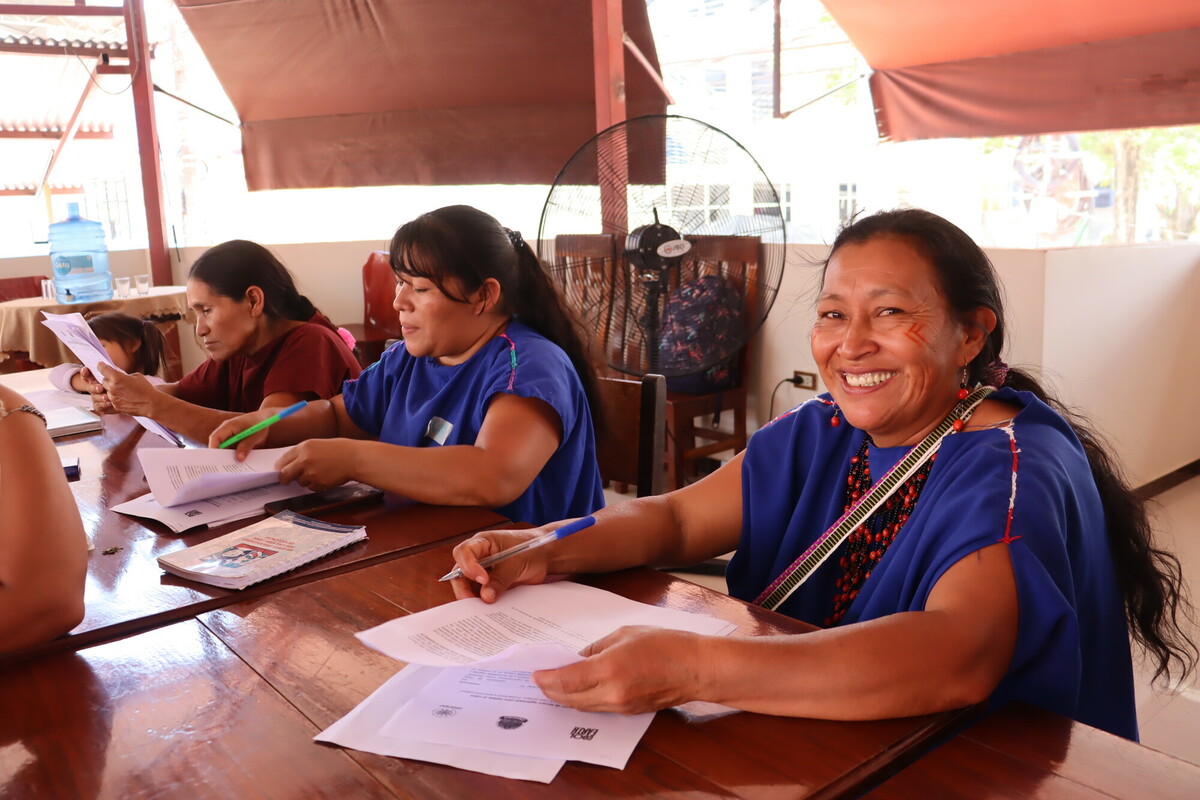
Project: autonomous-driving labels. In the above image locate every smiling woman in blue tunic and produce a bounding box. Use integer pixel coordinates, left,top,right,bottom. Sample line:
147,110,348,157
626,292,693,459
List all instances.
447,208,1196,741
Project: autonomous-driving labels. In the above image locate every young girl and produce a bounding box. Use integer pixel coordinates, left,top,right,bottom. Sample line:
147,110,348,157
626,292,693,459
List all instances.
89,240,362,442
210,205,605,526
50,312,169,394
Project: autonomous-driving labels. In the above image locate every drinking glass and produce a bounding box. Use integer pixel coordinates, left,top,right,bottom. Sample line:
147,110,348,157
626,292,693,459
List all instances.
135,274,151,295
114,276,131,298
40,279,55,300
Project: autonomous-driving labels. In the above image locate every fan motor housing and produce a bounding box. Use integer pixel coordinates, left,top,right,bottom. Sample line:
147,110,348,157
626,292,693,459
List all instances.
624,222,689,273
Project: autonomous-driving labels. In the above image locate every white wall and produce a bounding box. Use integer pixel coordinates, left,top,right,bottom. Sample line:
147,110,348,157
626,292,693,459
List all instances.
747,240,1200,488
1042,244,1200,486
5,238,1198,486
748,244,1048,430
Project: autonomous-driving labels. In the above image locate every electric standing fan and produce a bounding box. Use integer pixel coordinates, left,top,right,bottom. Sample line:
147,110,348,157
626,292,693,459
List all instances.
537,115,786,381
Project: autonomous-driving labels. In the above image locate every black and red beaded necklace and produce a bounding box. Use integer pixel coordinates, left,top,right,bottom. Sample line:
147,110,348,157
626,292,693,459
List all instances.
825,438,937,626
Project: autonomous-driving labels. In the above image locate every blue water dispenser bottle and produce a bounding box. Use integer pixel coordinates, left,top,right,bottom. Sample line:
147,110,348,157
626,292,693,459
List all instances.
49,203,113,304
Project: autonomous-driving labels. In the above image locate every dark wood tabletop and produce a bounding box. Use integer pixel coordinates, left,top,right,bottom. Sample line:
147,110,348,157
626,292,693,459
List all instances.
191,543,976,799
0,619,396,800
2,417,506,665
7,524,1181,798
866,701,1200,800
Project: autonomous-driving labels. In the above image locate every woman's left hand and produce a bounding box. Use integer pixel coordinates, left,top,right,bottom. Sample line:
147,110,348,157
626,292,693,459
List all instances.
275,438,357,491
533,626,705,714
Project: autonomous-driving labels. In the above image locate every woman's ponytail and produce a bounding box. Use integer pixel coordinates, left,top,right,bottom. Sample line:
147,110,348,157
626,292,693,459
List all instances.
507,238,605,437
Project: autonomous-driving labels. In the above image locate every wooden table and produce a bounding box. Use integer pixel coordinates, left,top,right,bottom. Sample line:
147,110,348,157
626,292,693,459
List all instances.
0,374,507,665
868,701,1200,799
0,285,190,378
0,540,977,799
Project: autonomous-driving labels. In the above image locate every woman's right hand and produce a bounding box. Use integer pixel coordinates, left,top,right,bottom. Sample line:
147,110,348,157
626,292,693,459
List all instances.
449,527,555,603
94,363,160,418
207,409,275,456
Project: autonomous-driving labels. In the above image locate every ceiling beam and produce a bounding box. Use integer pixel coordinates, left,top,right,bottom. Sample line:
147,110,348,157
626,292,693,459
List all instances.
35,61,95,199
0,3,125,16
0,127,112,139
0,39,128,58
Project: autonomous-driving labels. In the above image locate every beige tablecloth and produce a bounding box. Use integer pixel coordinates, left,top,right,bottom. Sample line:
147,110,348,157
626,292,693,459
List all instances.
0,286,190,368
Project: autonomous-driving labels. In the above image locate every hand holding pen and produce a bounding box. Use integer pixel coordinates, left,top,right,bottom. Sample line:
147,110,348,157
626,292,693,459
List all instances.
209,400,307,455
444,516,597,600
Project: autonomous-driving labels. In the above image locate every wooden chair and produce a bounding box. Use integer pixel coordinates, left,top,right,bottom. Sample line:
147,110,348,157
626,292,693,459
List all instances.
552,233,629,370
340,252,399,367
664,235,761,490
0,275,47,302
0,275,50,372
595,374,666,497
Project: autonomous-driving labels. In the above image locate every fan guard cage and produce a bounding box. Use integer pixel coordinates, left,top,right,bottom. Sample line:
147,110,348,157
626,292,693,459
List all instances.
538,115,786,378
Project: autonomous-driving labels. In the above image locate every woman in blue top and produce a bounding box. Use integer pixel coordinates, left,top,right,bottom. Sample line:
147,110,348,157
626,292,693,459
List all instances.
447,209,1195,739
211,205,604,526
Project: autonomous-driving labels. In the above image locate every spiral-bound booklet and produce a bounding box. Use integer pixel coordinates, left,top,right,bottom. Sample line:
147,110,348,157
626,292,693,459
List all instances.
157,510,367,590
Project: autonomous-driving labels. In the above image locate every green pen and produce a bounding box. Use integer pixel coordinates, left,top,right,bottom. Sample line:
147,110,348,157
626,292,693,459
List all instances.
217,400,307,449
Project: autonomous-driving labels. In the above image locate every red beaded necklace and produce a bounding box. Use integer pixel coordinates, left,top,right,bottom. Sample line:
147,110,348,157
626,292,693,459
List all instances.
825,437,938,626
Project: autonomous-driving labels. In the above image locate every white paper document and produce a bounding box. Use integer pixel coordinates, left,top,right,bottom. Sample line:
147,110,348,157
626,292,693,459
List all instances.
356,580,738,666
322,581,739,780
40,311,183,446
111,480,310,533
316,664,565,783
380,642,654,769
23,387,93,413
137,445,297,507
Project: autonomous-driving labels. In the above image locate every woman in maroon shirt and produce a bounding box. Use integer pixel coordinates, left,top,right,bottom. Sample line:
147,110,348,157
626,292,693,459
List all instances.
88,240,361,442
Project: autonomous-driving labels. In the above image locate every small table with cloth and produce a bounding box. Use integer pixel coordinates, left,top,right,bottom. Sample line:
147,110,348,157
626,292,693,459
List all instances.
0,285,191,379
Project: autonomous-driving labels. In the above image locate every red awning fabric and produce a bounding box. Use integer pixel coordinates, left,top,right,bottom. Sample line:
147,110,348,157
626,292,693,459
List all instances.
174,0,666,190
822,0,1200,141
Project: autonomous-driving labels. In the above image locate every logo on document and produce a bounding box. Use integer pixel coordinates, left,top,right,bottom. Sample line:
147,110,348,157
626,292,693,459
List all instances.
569,726,598,741
496,716,528,730
432,705,458,718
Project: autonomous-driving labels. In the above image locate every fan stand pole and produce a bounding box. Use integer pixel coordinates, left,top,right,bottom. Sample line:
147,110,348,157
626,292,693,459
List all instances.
642,271,668,374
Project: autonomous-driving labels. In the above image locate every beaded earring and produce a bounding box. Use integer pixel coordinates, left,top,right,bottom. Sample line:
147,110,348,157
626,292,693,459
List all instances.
952,366,970,432
830,402,841,427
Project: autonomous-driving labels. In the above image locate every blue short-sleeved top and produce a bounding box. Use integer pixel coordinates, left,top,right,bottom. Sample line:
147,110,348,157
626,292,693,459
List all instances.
340,320,604,525
729,388,1137,740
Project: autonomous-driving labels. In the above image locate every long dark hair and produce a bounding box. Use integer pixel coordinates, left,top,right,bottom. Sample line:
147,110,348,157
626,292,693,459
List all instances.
87,312,167,377
187,240,336,330
825,208,1196,683
390,205,603,433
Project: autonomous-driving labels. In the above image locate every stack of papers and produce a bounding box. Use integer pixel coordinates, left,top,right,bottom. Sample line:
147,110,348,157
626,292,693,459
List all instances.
318,581,738,782
111,446,310,532
44,405,102,438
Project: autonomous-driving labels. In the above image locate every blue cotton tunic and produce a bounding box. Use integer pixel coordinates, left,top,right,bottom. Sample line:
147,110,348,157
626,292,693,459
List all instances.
728,388,1138,740
340,320,604,526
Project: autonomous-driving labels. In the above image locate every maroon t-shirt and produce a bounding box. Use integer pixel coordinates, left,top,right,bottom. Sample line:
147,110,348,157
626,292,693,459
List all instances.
175,321,361,412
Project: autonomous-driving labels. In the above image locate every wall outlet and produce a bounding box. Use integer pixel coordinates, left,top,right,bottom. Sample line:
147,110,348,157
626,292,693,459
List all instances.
792,370,817,390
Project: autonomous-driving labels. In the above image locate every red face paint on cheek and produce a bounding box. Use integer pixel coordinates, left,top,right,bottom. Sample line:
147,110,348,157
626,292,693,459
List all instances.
904,322,928,345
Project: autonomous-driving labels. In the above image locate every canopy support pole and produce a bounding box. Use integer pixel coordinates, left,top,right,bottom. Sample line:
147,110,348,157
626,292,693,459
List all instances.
123,0,171,286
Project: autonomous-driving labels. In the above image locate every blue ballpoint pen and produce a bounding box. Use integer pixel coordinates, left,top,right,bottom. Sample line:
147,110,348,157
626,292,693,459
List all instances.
438,515,597,582
217,400,307,449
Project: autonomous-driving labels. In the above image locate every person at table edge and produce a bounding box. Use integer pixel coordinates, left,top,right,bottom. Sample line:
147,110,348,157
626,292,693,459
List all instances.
86,240,361,442
210,205,604,527
0,383,87,654
449,208,1197,741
